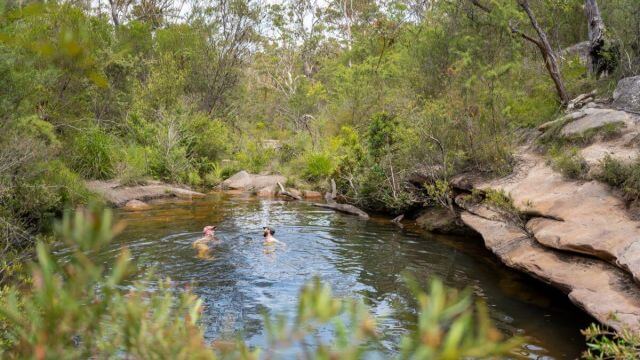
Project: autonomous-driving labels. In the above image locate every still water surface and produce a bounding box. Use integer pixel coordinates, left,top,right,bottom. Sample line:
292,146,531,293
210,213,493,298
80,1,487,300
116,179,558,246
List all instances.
71,193,590,358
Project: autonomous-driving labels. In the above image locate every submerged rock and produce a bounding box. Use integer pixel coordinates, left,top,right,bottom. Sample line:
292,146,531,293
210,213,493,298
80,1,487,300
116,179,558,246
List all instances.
415,207,476,236
122,199,151,211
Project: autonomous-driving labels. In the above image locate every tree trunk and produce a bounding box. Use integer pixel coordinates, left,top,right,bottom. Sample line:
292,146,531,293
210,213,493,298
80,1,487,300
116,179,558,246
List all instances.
585,0,616,76
518,0,570,104
468,0,570,105
108,0,120,26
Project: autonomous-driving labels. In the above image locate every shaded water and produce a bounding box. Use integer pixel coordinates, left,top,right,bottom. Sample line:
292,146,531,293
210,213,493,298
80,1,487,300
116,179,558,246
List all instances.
65,193,590,358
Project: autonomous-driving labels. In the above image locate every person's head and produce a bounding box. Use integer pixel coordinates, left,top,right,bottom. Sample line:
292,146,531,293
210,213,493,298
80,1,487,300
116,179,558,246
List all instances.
262,226,275,237
203,225,217,237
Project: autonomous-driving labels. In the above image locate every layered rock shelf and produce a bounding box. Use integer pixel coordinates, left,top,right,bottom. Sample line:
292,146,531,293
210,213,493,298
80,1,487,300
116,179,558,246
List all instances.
86,180,205,207
454,87,640,332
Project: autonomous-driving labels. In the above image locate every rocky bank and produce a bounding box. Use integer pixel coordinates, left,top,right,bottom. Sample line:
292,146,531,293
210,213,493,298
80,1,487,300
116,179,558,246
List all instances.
437,77,640,332
86,180,206,209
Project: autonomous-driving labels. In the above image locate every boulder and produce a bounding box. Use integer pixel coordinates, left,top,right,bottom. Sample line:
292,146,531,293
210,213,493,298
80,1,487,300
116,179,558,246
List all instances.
559,108,630,137
560,41,590,66
221,171,253,190
221,171,286,192
415,207,476,236
122,199,151,211
287,188,302,198
613,76,640,113
256,186,276,197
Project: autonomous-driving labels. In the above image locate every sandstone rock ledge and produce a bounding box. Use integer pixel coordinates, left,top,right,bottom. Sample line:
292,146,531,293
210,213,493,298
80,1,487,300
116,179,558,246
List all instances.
454,98,640,332
86,180,205,207
462,211,640,332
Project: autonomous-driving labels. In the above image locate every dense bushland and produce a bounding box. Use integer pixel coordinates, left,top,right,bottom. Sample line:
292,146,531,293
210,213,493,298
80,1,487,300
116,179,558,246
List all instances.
2,0,638,253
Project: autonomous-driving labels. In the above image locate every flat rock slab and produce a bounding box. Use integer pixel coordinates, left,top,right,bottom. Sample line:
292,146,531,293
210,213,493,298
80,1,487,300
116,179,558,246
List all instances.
221,171,286,191
478,153,640,284
560,108,634,137
581,136,639,167
86,180,205,207
462,212,640,332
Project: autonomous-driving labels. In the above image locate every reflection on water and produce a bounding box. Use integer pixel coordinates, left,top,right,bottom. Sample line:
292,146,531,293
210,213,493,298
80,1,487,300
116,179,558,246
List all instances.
56,193,589,358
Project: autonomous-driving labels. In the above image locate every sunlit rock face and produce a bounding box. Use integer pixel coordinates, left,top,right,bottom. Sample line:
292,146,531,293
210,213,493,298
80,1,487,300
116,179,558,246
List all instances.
613,76,640,113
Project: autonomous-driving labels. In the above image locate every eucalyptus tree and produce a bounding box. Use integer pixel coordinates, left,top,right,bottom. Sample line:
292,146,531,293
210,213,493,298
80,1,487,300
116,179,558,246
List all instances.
468,0,569,104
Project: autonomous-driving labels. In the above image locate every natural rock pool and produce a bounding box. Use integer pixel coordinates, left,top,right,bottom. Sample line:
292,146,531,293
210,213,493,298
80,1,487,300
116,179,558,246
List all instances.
61,193,590,358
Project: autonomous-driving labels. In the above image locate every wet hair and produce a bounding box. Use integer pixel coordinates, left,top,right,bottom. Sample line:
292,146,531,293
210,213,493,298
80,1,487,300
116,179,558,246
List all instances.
203,225,217,234
262,227,275,236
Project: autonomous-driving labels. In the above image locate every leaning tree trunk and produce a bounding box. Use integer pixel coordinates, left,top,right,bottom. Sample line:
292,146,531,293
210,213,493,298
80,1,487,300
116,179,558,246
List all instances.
585,0,617,77
518,0,570,104
468,0,570,105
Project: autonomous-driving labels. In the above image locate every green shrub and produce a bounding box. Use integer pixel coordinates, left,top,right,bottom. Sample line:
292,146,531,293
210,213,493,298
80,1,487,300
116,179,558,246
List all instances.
549,146,589,180
367,112,398,158
116,145,150,186
150,144,193,183
304,152,335,181
595,155,629,188
185,169,202,187
594,156,640,202
0,207,216,359
278,143,298,163
621,161,640,201
582,323,640,359
68,127,120,180
44,160,97,205
235,143,274,173
219,161,242,179
186,114,230,163
285,176,298,189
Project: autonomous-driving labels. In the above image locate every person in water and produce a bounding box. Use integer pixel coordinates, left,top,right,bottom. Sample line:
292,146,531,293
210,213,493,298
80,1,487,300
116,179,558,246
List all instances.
262,226,285,246
193,225,218,259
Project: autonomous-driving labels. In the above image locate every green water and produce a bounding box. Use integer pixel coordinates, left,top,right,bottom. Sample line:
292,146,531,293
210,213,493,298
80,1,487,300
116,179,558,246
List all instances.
65,193,590,358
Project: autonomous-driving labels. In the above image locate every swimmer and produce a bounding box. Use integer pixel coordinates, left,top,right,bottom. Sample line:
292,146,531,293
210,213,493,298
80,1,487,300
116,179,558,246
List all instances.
193,225,218,259
262,226,285,246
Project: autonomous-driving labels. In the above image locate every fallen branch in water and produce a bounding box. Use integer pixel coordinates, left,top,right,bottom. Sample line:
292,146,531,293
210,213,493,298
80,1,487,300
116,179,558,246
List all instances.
312,202,370,219
277,182,302,200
